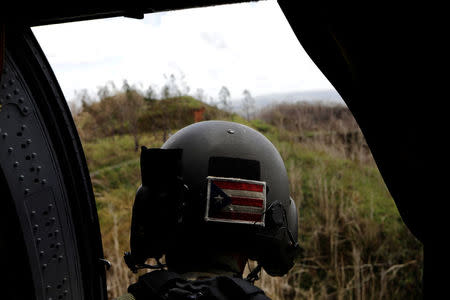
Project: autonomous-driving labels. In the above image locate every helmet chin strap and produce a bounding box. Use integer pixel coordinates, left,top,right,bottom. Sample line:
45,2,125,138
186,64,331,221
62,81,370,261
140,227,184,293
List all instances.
246,263,262,283
124,252,166,273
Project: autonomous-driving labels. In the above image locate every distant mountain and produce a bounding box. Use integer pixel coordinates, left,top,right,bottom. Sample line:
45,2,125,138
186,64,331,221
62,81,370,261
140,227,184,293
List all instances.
254,89,344,107
231,89,345,112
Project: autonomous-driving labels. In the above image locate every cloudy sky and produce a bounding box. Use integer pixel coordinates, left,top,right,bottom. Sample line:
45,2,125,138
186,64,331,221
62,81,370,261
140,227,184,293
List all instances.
31,0,336,105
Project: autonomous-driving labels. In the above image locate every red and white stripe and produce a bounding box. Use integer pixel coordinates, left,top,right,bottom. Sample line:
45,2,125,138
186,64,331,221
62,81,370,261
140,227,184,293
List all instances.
205,176,266,225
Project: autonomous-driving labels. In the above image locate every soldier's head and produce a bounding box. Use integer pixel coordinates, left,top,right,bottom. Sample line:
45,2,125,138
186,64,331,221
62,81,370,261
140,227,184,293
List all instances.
126,121,299,278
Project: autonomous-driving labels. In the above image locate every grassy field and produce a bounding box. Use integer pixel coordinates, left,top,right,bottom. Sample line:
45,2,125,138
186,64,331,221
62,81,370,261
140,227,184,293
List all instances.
76,95,423,299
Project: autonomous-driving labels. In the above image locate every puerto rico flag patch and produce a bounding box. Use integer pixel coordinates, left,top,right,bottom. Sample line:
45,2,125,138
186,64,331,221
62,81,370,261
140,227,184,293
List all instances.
205,176,267,226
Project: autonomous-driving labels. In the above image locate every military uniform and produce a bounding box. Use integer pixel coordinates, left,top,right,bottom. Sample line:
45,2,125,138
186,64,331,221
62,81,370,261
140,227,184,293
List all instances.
116,270,270,300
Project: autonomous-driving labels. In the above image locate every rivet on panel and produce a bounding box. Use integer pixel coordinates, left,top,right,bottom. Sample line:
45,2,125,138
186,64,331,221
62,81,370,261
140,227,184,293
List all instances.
19,175,24,181
41,179,47,185
13,161,19,167
2,132,7,138
18,98,24,104
8,147,13,153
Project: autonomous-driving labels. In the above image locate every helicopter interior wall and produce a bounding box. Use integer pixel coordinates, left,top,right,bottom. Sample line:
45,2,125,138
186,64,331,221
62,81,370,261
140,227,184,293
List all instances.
0,169,36,299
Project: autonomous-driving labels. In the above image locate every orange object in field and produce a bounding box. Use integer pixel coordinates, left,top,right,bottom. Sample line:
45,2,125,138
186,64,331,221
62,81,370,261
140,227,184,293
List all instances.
194,107,205,122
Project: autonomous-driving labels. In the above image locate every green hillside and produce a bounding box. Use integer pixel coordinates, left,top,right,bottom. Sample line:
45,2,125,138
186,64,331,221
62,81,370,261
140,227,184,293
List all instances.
75,92,422,299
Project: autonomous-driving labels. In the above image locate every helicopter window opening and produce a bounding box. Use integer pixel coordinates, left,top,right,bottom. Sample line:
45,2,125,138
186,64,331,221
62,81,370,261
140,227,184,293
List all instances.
32,1,340,108
30,1,422,299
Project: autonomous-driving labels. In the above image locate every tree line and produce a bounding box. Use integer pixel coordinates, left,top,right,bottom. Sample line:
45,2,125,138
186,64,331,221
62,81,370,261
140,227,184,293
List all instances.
70,74,257,120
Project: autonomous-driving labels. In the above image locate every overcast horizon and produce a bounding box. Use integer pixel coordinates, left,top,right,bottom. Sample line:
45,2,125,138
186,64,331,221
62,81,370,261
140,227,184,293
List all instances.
31,0,341,106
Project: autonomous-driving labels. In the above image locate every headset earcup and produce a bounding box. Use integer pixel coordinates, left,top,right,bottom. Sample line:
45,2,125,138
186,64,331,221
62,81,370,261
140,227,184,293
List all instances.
259,198,299,276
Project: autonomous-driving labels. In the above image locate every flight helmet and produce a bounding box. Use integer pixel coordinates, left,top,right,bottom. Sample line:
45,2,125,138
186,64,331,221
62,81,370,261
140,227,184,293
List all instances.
127,121,300,276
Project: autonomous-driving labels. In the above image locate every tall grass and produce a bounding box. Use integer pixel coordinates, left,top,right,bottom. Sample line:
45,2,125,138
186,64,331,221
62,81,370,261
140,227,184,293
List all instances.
259,102,372,165
76,100,422,299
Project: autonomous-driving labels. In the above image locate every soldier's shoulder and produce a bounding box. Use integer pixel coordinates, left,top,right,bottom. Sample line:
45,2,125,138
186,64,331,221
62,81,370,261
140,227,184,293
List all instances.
128,270,272,300
214,276,271,300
